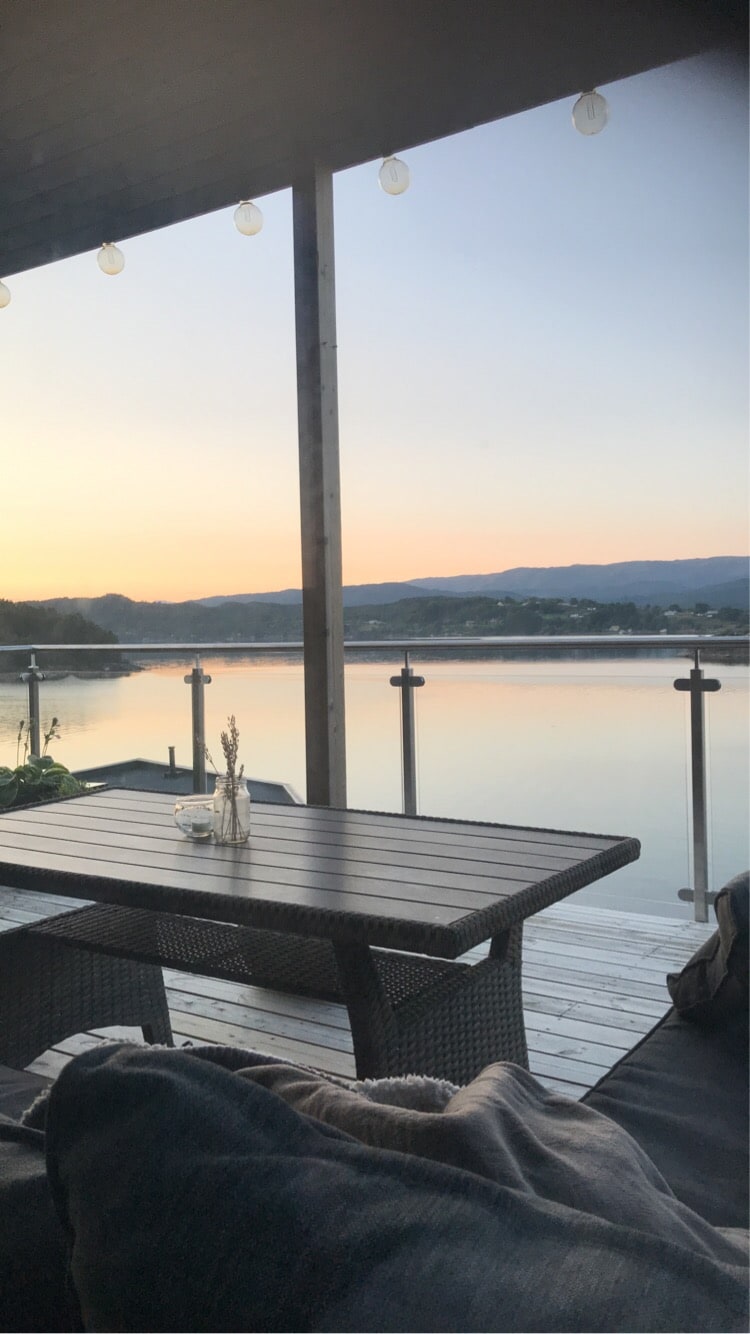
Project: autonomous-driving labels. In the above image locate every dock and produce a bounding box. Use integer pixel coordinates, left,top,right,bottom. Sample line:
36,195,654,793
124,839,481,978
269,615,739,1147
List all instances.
0,884,713,1098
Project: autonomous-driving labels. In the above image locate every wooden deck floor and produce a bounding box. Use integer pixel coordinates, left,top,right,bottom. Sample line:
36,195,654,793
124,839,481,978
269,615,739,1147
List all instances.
0,884,713,1098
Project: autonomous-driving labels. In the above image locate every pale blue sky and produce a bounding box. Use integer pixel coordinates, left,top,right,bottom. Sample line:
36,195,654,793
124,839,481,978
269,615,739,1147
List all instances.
2,49,747,600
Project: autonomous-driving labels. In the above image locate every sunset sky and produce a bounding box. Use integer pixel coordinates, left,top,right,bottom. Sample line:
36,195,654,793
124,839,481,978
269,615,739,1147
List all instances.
2,50,747,604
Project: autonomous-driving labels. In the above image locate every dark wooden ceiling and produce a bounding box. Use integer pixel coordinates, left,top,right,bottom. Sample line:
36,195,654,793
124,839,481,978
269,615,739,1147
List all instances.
0,0,744,276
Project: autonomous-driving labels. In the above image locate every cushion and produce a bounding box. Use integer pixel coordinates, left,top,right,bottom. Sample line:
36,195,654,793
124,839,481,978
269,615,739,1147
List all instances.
0,1066,81,1332
0,1114,81,1332
44,1042,749,1333
667,872,749,1025
583,1006,749,1228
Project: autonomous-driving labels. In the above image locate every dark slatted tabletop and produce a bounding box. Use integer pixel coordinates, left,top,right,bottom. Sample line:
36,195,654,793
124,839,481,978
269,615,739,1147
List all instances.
0,789,640,958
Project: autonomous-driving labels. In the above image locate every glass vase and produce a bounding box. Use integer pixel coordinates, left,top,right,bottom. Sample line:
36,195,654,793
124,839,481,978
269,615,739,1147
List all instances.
212,775,251,845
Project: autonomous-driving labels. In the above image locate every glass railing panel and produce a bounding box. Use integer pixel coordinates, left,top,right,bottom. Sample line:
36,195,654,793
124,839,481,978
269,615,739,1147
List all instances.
344,659,405,813
199,655,307,797
703,658,750,894
413,653,706,919
1,641,746,921
0,669,149,772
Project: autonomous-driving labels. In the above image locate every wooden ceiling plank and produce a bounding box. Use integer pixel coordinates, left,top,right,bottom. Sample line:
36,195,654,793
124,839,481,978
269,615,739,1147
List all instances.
0,0,743,275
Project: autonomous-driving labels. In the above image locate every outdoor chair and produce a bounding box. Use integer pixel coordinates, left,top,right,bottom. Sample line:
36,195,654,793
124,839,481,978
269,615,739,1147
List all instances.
0,919,173,1073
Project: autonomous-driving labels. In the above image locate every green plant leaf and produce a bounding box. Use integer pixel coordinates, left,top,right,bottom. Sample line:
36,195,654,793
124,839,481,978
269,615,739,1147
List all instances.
0,770,19,808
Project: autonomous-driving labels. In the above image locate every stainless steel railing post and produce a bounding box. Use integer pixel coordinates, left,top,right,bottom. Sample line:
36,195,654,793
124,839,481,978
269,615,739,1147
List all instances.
390,652,425,816
19,654,44,757
674,649,721,922
184,657,212,793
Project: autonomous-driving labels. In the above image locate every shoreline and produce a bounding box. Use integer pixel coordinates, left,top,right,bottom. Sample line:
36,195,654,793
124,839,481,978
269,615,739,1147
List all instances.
0,669,135,683
0,645,746,684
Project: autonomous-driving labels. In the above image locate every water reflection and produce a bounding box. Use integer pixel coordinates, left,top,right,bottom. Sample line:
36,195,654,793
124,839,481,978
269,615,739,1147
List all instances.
0,655,747,919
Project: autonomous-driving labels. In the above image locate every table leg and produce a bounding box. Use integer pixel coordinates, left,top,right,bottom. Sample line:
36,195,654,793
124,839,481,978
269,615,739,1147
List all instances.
489,922,523,966
332,941,396,1079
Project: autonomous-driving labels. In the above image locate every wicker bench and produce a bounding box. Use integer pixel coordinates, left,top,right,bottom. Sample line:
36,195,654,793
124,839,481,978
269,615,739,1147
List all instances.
27,903,528,1083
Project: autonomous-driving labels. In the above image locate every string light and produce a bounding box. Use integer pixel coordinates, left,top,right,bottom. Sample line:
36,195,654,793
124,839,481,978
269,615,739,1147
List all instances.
233,201,263,235
572,90,609,135
97,242,125,274
378,156,410,194
0,281,10,308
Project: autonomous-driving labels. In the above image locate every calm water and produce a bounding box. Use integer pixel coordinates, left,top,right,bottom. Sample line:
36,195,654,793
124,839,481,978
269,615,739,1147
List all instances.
1,654,747,919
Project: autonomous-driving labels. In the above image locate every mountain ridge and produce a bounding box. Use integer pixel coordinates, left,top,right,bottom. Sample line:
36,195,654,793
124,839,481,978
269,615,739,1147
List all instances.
409,557,747,604
193,556,749,610
24,558,749,646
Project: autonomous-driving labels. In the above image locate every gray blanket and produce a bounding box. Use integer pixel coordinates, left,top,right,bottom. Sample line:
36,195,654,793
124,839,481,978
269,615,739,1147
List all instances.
43,1042,748,1332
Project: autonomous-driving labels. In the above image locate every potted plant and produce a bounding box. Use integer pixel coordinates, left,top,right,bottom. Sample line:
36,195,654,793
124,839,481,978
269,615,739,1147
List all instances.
0,717,86,809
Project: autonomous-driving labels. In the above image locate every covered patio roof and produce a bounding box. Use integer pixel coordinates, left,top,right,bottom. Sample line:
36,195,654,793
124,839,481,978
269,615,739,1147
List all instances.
1,0,744,806
0,0,743,278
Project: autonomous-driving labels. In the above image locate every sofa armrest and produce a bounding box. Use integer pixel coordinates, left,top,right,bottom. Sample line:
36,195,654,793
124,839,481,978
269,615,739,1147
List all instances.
667,872,749,1025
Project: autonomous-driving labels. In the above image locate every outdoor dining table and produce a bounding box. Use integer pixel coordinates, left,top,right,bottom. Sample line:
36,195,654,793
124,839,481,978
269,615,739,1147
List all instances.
0,788,640,1084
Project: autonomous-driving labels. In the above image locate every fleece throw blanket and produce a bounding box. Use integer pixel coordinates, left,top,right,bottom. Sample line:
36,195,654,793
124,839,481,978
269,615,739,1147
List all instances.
42,1043,748,1333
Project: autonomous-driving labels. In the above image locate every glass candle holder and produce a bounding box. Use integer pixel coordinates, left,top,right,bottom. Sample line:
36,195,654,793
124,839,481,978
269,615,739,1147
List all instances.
173,796,215,840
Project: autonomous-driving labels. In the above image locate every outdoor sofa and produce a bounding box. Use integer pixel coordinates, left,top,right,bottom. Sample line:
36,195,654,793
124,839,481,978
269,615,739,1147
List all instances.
0,872,747,1333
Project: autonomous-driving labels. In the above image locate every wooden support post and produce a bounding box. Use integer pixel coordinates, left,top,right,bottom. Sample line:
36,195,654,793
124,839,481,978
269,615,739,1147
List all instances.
292,166,347,808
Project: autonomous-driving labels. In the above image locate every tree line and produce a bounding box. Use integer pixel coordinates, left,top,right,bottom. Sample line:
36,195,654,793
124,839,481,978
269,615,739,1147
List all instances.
2,592,746,671
0,599,129,673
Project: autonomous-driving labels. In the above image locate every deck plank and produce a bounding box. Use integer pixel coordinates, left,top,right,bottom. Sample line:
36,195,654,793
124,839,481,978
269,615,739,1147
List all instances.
0,883,713,1096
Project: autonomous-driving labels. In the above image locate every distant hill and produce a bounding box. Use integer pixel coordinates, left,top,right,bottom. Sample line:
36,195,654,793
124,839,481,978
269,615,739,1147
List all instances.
198,582,432,609
410,558,749,608
27,558,748,646
31,593,303,643
169,557,749,612
28,582,748,645
684,577,749,610
0,598,128,672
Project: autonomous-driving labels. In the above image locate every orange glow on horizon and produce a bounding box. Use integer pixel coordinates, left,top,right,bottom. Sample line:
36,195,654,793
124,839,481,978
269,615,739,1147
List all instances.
2,524,747,604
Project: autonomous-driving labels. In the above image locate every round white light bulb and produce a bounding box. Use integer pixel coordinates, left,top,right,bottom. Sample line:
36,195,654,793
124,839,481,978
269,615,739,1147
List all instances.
97,242,125,275
379,156,410,195
0,280,10,308
572,91,609,135
234,201,263,235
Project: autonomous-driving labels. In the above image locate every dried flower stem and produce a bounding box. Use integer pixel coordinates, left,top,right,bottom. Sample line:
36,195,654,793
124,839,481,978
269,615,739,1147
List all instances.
205,716,248,843
219,715,244,784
